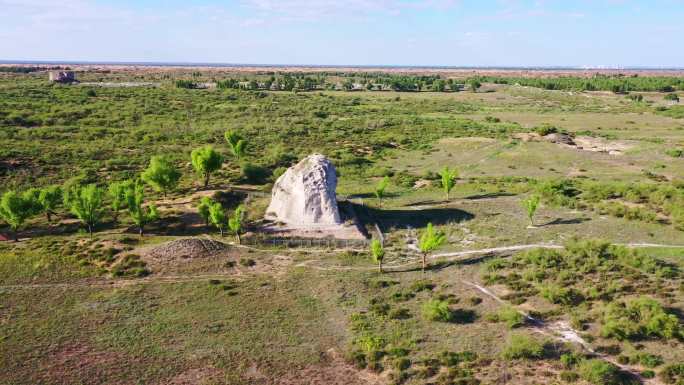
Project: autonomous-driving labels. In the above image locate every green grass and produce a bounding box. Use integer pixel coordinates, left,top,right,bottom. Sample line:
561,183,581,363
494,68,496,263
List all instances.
0,271,341,384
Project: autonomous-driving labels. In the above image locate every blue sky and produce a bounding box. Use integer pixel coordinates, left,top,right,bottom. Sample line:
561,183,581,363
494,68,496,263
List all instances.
2,0,683,66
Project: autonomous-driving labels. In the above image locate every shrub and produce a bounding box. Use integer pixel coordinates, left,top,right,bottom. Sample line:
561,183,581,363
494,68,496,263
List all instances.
438,351,477,367
422,299,452,322
641,370,655,379
560,371,580,382
666,148,684,158
388,308,411,320
392,357,411,371
346,349,367,369
601,297,681,341
410,279,436,292
539,284,584,306
660,363,684,384
534,123,559,136
239,257,256,267
369,301,390,316
664,93,680,102
635,353,663,368
501,334,545,360
560,352,582,368
536,179,580,207
489,306,526,328
578,359,621,385
241,162,271,184
391,290,415,302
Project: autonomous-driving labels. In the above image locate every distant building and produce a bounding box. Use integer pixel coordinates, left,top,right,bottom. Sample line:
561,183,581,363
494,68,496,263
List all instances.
48,71,76,83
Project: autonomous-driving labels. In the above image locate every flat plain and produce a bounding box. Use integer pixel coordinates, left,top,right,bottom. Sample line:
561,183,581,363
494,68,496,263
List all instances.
1,67,683,385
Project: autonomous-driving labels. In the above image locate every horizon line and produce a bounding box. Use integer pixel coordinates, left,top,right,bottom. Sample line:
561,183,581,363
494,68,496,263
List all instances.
2,60,684,71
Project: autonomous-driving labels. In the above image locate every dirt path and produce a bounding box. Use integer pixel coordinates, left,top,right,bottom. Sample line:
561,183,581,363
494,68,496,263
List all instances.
463,281,663,385
2,242,682,290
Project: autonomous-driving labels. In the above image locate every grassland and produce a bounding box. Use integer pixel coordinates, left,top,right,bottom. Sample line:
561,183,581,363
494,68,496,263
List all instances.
1,68,683,385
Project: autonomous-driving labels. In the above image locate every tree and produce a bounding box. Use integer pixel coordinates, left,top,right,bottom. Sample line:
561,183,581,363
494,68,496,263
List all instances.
191,146,223,189
438,167,458,200
522,195,541,227
375,176,390,203
141,155,181,197
197,196,213,227
0,190,37,241
126,182,159,236
21,188,43,218
228,204,245,244
66,184,105,237
38,185,62,222
370,239,385,273
108,180,133,222
432,80,446,92
209,202,227,236
418,223,446,273
224,130,247,160
468,79,481,92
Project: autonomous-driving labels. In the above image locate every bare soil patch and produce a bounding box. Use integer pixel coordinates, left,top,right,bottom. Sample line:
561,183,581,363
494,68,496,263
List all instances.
513,132,633,155
39,343,128,385
276,349,384,385
163,366,226,385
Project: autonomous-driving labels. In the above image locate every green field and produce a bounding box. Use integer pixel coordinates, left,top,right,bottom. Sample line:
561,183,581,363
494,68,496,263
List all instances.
1,69,684,385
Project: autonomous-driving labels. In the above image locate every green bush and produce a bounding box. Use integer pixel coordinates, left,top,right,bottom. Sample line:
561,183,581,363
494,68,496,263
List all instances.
635,353,663,368
534,123,559,136
536,179,580,207
601,296,681,341
501,334,545,360
539,284,584,306
560,352,582,368
578,359,621,385
422,299,453,322
665,148,684,158
488,306,526,328
641,370,655,379
241,162,271,184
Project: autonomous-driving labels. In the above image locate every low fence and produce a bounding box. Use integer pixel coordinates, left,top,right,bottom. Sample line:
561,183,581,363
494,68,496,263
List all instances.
243,235,369,249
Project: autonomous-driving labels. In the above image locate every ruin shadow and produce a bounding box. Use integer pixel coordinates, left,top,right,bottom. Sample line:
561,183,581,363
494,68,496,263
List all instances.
347,202,474,230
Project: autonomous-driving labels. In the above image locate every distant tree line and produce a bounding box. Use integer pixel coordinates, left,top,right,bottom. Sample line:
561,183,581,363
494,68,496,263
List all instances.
181,73,467,92
0,66,71,74
478,74,684,93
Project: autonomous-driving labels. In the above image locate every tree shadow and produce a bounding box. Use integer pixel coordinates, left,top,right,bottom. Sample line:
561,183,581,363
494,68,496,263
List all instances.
542,217,591,226
151,213,213,236
384,253,502,274
344,192,401,199
464,192,516,200
351,202,474,230
403,199,449,207
449,308,478,324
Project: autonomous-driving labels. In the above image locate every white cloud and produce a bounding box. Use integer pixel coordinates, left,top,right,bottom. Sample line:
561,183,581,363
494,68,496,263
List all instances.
241,0,459,21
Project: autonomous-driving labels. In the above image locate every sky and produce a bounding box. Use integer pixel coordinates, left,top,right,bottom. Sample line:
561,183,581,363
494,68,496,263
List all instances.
1,0,683,67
